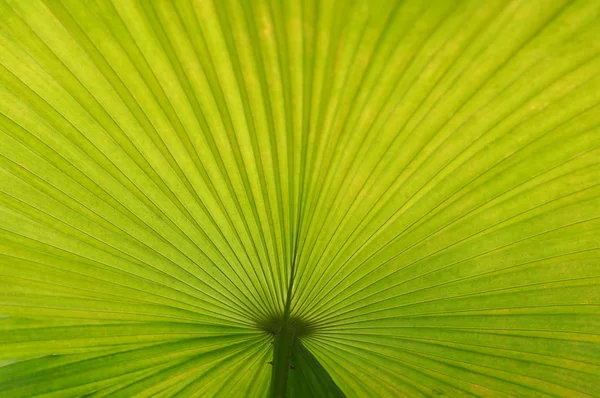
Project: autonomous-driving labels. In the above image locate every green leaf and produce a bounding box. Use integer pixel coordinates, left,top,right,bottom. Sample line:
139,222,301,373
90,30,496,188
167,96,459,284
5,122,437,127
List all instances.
1,0,599,396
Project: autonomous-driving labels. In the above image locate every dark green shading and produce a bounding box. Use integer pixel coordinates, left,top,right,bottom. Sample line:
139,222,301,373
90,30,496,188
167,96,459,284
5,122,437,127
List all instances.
287,339,346,398
261,310,343,397
269,281,295,398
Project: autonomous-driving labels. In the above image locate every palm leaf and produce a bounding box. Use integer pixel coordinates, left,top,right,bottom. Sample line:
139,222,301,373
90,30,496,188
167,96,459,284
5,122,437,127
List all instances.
1,0,599,396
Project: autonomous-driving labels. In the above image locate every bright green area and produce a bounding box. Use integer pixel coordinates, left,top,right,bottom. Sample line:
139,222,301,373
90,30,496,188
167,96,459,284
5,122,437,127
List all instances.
1,0,600,396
